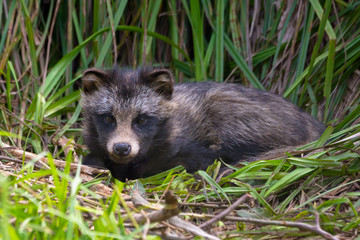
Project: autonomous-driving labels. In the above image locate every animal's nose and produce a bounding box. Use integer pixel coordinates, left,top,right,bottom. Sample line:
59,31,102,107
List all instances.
113,143,131,157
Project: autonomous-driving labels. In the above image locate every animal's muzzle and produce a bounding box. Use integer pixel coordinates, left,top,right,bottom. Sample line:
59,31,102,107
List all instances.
113,143,131,157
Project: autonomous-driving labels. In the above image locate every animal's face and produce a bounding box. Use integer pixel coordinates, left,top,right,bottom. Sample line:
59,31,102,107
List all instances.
81,68,176,164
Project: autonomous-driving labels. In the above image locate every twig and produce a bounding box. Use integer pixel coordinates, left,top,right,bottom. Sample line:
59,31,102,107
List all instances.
141,210,150,239
315,211,320,228
0,155,46,170
179,202,229,209
216,168,234,182
129,190,180,224
157,231,186,240
235,217,338,240
132,204,179,224
132,189,156,209
131,189,220,239
168,217,220,240
1,142,107,176
187,213,338,240
199,193,250,229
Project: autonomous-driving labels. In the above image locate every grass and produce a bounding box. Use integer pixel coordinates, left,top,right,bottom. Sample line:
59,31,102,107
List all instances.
0,0,359,239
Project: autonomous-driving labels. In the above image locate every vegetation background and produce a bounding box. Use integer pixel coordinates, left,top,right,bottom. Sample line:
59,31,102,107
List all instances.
0,0,359,239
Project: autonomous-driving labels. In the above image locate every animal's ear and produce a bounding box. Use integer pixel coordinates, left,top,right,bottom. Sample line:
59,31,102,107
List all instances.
82,68,108,94
144,69,174,99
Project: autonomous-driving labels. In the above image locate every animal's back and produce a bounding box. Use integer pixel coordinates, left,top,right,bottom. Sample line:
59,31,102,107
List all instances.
170,82,325,163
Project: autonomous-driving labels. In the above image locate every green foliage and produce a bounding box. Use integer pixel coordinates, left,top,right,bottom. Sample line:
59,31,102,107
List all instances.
0,0,359,239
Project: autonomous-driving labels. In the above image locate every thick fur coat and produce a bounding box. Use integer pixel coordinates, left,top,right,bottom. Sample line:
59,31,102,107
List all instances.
81,67,325,181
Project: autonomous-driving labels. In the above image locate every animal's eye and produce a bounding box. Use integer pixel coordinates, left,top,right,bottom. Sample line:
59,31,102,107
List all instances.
104,115,115,123
135,115,147,125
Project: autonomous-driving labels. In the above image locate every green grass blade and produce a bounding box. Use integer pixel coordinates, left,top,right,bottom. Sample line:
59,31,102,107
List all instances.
96,0,127,67
168,0,179,61
5,62,12,111
264,168,315,197
182,0,206,80
334,105,360,131
144,1,162,58
214,0,224,81
277,168,322,213
314,125,334,148
310,0,336,39
197,170,230,202
72,9,88,67
44,90,80,118
19,0,38,76
224,35,264,90
92,0,100,59
204,33,215,70
0,0,16,52
229,0,241,52
269,1,297,80
309,0,337,122
297,4,315,104
35,0,54,57
324,39,336,122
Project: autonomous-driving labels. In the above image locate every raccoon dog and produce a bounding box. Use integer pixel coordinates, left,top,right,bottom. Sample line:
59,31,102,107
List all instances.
81,67,325,181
